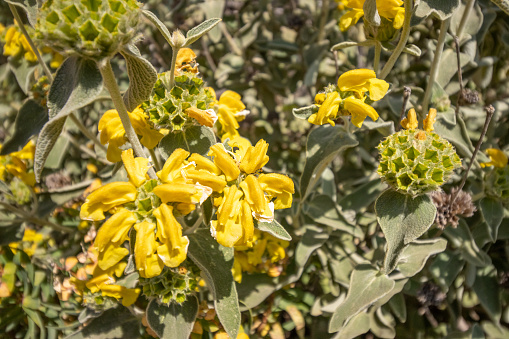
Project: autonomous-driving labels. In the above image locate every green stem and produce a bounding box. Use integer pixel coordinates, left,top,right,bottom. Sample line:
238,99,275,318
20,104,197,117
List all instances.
169,47,180,90
98,60,157,179
9,4,53,81
456,0,475,39
148,148,161,172
373,40,382,74
317,0,330,42
421,18,451,120
0,202,73,233
379,0,413,79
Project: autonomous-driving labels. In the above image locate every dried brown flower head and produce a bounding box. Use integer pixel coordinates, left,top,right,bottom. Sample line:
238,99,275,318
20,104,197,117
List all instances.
431,187,476,229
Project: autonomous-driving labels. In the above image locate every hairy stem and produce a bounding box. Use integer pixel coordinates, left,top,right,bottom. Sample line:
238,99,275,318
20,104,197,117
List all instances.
169,47,180,89
379,0,413,79
374,40,382,74
148,148,161,172
98,60,157,179
421,18,451,119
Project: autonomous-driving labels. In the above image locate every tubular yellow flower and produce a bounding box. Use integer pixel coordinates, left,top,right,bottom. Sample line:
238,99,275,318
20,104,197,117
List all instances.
185,169,227,193
401,108,419,130
339,0,405,31
208,144,240,181
100,284,141,307
216,90,250,141
99,107,164,162
237,200,255,247
337,69,389,101
134,221,164,278
80,182,137,221
239,139,270,174
213,186,244,247
185,107,217,128
121,149,149,188
258,173,295,209
308,91,341,126
188,153,222,175
240,175,273,221
343,96,379,128
153,204,189,268
228,136,253,161
153,183,208,205
423,108,437,132
157,148,190,184
480,148,508,168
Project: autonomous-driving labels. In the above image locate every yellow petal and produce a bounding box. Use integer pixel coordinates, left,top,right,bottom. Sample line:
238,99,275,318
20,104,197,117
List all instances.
239,175,272,219
97,243,130,271
216,185,244,227
401,108,418,130
423,108,437,132
153,183,203,204
239,139,270,174
100,284,141,306
188,153,222,175
218,90,246,112
343,96,379,128
134,221,163,278
481,148,508,168
308,91,341,126
339,8,364,32
258,173,295,209
185,107,217,127
185,169,227,192
337,69,376,93
154,204,189,267
121,149,149,187
80,182,137,221
158,148,190,183
208,144,240,181
367,78,390,101
237,200,254,247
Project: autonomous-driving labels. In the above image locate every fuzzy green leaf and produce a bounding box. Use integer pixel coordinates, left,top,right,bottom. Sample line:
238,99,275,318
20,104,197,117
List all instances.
8,56,37,94
35,56,103,182
375,189,437,274
187,230,240,339
445,220,491,267
332,312,371,339
142,10,174,47
490,0,509,15
415,0,461,20
329,265,395,333
67,307,140,339
185,18,222,46
254,219,291,241
300,125,358,201
0,99,47,155
472,265,501,325
146,297,199,339
292,104,317,120
479,197,504,242
5,0,38,27
120,44,158,112
159,125,216,159
397,238,447,277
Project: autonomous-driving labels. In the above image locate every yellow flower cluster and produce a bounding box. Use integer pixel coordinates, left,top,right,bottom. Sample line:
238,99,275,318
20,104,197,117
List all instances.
98,106,164,162
210,90,250,142
401,107,437,133
339,0,405,32
309,69,389,128
208,137,294,248
0,140,36,187
1,24,63,68
232,230,289,283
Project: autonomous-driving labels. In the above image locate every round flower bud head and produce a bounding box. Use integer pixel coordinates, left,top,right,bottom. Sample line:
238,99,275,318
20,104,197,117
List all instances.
138,262,201,304
142,71,216,131
377,129,462,196
485,166,509,205
170,30,186,48
35,0,141,59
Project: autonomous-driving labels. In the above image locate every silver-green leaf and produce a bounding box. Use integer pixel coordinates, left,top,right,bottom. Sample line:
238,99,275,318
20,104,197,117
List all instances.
159,125,216,159
292,104,317,120
397,238,448,278
254,219,291,241
146,297,199,339
5,0,38,27
479,197,504,242
185,18,222,47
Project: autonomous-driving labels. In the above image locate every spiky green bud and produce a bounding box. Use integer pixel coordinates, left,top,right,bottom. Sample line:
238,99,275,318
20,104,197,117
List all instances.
485,166,509,204
142,71,216,131
377,129,462,196
139,262,200,304
35,0,141,59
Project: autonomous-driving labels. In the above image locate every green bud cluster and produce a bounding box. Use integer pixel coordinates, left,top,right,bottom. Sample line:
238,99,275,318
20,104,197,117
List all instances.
35,0,141,59
142,71,216,131
139,262,200,304
377,129,462,196
486,166,509,204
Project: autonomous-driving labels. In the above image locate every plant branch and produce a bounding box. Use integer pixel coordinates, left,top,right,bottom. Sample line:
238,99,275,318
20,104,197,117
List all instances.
373,40,382,74
98,60,157,179
169,47,180,90
379,0,413,79
397,86,411,131
421,17,451,120
0,202,73,233
148,148,161,172
456,0,475,40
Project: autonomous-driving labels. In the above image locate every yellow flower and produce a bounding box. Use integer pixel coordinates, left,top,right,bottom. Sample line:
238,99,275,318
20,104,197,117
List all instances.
216,90,250,141
343,96,379,128
239,139,270,174
337,69,389,101
99,106,164,162
212,185,244,247
2,25,37,62
80,182,137,221
0,140,36,186
401,108,419,130
185,107,217,128
258,173,295,209
153,204,189,268
157,148,189,184
308,91,341,126
100,284,141,306
153,183,210,205
239,175,273,222
208,144,240,181
339,0,405,32
175,48,198,74
480,148,508,168
188,153,222,175
134,221,164,278
423,108,437,132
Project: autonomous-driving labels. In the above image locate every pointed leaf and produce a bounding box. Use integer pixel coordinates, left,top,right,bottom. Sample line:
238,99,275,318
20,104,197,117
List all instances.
292,105,317,120
8,56,37,94
490,0,509,15
35,56,103,182
415,0,461,20
300,125,358,201
445,220,491,267
472,265,501,325
329,264,395,333
159,126,216,159
375,189,437,274
142,10,174,47
66,307,140,339
254,219,291,241
0,99,47,155
120,44,158,112
185,18,222,46
397,238,447,277
332,312,371,339
187,230,240,339
146,297,199,339
4,0,38,27
479,197,504,242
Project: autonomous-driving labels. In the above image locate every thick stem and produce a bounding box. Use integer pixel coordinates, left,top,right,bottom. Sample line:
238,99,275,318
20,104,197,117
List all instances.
373,40,382,74
317,0,330,42
454,35,464,118
421,18,451,120
98,60,156,179
456,0,475,40
397,86,412,131
148,148,161,172
9,4,53,81
379,0,413,79
169,47,180,90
